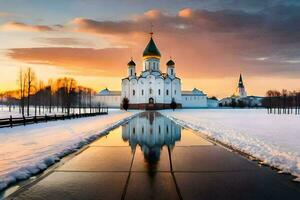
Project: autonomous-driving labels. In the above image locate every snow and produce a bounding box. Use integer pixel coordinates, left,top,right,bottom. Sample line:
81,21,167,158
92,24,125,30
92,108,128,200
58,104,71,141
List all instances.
0,109,138,191
160,109,300,179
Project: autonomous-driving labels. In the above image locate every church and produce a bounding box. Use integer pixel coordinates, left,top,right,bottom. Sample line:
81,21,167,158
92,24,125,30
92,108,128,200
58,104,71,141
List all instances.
121,33,181,109
93,33,218,109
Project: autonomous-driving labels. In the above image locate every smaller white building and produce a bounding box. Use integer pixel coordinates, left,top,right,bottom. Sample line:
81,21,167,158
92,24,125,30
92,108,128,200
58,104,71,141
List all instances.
92,88,121,108
182,88,208,108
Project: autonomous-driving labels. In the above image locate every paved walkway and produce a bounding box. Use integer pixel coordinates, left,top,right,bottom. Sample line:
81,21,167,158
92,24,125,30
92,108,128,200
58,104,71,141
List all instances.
8,114,300,200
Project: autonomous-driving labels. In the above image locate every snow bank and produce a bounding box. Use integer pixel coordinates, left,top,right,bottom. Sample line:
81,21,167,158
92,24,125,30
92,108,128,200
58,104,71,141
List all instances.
160,109,300,179
0,109,138,191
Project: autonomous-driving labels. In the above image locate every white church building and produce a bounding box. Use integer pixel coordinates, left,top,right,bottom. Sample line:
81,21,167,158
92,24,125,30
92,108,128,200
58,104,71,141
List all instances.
93,33,218,109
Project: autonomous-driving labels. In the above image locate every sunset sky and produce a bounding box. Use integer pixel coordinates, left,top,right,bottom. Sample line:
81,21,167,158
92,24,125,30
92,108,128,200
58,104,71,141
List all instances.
1,0,300,98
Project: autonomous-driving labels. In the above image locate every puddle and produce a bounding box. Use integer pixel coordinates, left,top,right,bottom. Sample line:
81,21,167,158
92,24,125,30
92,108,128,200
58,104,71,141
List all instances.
91,111,212,164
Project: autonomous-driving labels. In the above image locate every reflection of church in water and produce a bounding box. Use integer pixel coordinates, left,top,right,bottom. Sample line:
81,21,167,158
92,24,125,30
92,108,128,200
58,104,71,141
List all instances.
122,112,181,162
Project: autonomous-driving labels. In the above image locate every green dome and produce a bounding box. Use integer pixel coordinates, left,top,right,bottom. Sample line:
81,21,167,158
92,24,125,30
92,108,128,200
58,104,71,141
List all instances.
127,59,136,66
143,37,161,58
166,59,175,66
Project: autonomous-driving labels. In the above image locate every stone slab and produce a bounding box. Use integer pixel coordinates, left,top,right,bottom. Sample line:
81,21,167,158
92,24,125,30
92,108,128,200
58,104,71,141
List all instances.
12,171,128,200
175,171,300,200
125,172,180,200
57,146,133,172
175,129,213,146
90,127,129,147
131,146,171,172
171,146,257,172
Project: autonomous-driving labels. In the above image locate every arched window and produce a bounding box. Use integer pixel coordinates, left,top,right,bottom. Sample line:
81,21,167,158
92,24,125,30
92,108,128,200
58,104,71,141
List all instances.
149,88,152,94
170,68,173,75
166,90,169,95
141,90,144,95
133,127,135,134
130,69,133,76
133,90,135,96
159,125,161,134
158,89,161,95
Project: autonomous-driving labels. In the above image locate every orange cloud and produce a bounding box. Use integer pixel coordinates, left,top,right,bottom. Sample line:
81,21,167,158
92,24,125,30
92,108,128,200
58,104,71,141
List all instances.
8,47,131,76
6,7,300,80
1,21,54,32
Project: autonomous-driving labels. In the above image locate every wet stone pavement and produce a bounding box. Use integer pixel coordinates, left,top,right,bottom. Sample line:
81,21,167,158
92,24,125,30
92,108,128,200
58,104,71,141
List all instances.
8,112,300,200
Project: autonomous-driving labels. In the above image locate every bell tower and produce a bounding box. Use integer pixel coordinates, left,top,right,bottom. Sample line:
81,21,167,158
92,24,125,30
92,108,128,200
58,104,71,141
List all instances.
127,59,136,77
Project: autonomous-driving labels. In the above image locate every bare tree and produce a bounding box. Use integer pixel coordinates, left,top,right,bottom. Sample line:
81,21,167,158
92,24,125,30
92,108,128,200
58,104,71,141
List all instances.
25,68,36,116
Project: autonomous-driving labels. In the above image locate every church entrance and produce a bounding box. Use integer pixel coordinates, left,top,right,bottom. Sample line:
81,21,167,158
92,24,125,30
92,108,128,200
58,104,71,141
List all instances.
146,97,155,110
149,97,154,104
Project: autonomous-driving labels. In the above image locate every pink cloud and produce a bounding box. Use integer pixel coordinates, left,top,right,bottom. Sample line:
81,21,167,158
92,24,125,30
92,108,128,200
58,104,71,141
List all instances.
1,21,54,32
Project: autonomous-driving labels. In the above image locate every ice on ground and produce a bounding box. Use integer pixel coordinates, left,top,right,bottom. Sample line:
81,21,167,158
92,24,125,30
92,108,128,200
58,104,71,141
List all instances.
0,109,138,191
160,109,300,178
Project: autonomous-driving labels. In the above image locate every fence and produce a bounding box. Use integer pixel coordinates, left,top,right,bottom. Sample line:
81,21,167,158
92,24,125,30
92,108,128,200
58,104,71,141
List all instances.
0,107,108,128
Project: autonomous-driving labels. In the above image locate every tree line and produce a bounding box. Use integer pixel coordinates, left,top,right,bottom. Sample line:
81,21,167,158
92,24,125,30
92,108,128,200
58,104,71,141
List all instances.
262,89,300,115
0,67,97,116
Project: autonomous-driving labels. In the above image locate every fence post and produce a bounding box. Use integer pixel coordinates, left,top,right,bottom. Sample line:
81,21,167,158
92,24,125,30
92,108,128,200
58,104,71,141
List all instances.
54,114,57,120
10,115,12,128
23,115,26,126
45,114,47,122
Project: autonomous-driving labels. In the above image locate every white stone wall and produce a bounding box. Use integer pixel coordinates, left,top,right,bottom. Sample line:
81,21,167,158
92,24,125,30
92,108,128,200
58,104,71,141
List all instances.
207,99,219,107
143,58,160,71
92,95,121,108
181,95,208,108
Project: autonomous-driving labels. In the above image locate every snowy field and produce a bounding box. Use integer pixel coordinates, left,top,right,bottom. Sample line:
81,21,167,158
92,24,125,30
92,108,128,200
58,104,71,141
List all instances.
0,109,138,191
161,109,300,180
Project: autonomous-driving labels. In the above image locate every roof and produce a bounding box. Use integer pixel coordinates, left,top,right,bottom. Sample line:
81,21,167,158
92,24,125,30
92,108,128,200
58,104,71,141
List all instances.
182,88,206,96
143,36,161,58
98,88,121,96
166,59,175,66
127,59,136,66
238,74,245,88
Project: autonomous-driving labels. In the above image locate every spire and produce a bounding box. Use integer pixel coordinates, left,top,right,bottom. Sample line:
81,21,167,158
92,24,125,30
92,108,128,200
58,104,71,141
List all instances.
238,74,244,88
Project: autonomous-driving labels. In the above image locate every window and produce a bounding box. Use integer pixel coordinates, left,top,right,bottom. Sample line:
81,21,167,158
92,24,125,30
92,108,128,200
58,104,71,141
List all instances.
158,89,161,95
130,69,133,76
171,68,173,75
133,127,135,134
149,88,152,94
142,127,144,134
159,126,161,134
186,97,187,100
166,90,169,95
141,90,144,95
133,90,135,96
174,90,176,95
166,126,169,133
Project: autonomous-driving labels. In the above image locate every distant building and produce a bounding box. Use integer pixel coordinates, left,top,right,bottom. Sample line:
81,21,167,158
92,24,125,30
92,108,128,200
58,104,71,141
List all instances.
237,74,247,97
220,74,262,107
